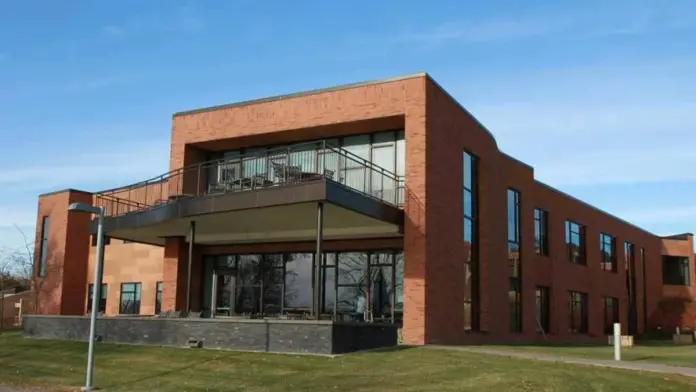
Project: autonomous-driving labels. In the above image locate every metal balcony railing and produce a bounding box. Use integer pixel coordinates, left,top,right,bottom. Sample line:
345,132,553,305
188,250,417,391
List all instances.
95,141,405,217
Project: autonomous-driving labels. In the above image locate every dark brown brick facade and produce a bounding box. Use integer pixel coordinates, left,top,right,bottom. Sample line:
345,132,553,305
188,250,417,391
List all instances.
34,73,695,345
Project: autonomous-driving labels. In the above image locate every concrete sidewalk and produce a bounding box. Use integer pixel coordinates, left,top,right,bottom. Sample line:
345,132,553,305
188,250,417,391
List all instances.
425,345,696,378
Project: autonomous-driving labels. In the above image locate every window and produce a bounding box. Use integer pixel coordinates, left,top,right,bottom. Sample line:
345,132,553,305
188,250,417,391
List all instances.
569,291,588,333
565,220,586,265
534,209,549,256
599,233,616,272
663,256,691,286
87,283,107,313
508,189,522,333
119,283,142,314
155,282,163,315
624,241,638,335
463,151,479,331
37,216,49,277
91,235,111,247
208,131,406,204
641,247,648,331
535,286,550,333
603,297,619,334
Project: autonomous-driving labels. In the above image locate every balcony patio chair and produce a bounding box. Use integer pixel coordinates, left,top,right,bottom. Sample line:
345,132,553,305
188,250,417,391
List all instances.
187,311,202,319
170,310,181,318
323,169,335,180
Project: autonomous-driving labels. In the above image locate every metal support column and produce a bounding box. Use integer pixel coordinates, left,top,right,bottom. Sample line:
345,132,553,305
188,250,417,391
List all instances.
314,202,324,320
186,221,196,315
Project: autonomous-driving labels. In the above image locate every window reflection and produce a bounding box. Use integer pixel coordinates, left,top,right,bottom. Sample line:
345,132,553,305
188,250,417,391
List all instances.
204,250,403,324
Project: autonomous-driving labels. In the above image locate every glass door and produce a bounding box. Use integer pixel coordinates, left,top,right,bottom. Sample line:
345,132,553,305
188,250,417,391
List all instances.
215,273,235,316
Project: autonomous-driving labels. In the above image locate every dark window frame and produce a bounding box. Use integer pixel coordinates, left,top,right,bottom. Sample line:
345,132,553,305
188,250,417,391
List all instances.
463,150,480,331
565,220,586,265
603,296,619,334
37,216,50,277
207,249,404,324
534,209,549,256
87,283,107,313
663,256,691,286
155,282,163,315
535,286,550,333
599,233,617,272
508,188,522,333
119,282,142,315
569,291,588,334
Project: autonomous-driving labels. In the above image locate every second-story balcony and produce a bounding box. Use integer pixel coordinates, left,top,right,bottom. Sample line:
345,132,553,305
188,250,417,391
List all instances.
96,141,405,217
91,141,405,246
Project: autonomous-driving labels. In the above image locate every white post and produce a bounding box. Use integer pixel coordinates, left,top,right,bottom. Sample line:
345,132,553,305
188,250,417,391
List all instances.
613,322,621,361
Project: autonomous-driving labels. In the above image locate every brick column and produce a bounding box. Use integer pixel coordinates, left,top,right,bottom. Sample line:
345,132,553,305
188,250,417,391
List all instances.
162,237,188,312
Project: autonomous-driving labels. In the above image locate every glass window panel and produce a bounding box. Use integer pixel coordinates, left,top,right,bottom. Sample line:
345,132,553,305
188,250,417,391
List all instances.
463,152,472,189
337,286,366,314
342,135,370,168
337,252,367,285
463,190,473,217
395,252,404,312
242,148,268,178
235,286,260,314
372,131,395,146
263,285,282,314
395,131,405,177
237,255,261,284
370,266,393,318
215,275,234,315
370,251,393,265
464,217,473,244
284,253,313,309
288,143,316,173
323,266,336,313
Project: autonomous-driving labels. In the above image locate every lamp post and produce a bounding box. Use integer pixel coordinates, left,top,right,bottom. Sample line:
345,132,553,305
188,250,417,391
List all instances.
67,203,105,392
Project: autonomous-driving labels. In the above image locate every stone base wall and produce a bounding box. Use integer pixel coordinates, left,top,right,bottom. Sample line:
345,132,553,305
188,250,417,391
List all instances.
23,316,398,355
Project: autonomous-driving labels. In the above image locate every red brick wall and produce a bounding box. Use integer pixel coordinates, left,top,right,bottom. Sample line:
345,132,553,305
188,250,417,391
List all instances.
170,75,430,344
33,190,93,315
423,77,665,343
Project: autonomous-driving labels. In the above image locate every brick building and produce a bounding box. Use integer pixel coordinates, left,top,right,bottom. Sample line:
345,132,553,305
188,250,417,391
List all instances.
33,73,695,345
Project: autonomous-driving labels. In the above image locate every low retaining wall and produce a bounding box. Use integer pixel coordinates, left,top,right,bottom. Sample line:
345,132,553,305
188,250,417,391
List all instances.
23,315,398,355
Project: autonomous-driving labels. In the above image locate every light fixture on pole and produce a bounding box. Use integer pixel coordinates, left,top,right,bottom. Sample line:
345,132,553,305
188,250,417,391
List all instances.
67,203,105,392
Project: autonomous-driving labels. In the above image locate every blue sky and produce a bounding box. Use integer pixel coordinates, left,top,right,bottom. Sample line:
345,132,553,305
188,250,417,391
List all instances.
1,0,695,252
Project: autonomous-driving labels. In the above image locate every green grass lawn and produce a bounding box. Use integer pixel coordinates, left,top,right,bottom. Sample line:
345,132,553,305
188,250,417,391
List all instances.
1,331,696,392
483,341,696,368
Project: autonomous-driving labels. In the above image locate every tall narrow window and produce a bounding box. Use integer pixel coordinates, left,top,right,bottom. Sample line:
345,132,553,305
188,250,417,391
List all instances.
641,247,648,331
603,296,619,334
119,283,142,314
625,241,638,335
565,220,586,265
534,209,549,256
535,286,550,333
600,233,616,272
87,283,107,313
463,151,479,331
155,282,163,315
569,291,588,333
37,216,49,277
508,188,522,333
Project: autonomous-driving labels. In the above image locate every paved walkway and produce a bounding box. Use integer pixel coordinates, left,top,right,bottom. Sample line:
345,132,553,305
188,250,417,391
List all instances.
426,346,696,378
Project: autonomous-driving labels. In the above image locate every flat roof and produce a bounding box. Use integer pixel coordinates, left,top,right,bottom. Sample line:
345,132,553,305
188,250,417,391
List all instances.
173,72,428,117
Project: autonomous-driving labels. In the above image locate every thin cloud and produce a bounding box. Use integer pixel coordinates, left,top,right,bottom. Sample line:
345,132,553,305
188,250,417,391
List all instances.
388,4,696,46
102,6,205,37
0,139,170,193
617,205,696,225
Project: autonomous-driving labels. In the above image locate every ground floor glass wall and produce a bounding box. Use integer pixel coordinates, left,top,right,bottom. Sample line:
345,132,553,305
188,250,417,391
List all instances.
201,250,403,324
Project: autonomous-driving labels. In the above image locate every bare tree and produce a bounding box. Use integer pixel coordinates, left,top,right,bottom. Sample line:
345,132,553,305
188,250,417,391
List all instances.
7,225,44,314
